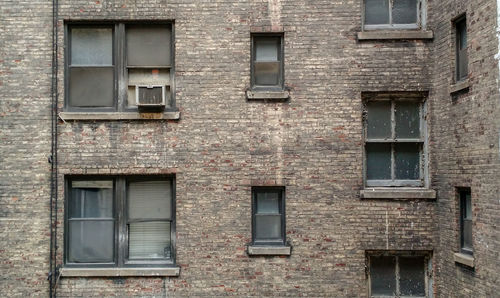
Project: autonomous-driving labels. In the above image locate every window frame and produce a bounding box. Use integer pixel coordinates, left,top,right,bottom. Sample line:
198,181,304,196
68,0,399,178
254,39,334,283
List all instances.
64,21,176,113
363,95,427,187
251,186,286,246
367,251,432,298
459,188,473,255
454,16,468,82
362,0,425,31
250,33,285,91
64,175,176,268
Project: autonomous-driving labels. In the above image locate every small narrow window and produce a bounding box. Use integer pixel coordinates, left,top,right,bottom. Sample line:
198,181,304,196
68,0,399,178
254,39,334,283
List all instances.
368,253,430,297
251,34,284,91
459,188,473,255
252,187,286,245
455,16,468,81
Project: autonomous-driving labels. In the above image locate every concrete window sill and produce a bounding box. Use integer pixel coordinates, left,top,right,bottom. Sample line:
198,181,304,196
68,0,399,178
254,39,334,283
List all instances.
59,111,180,121
360,188,436,200
357,30,434,40
454,252,474,268
60,267,181,277
247,245,291,256
449,79,470,94
246,90,289,100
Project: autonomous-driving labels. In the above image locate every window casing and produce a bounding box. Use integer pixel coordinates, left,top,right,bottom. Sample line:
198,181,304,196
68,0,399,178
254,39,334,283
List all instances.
64,176,176,267
251,187,286,246
363,0,425,30
459,189,473,255
364,96,426,187
251,34,284,91
368,252,432,298
455,16,468,82
65,22,175,112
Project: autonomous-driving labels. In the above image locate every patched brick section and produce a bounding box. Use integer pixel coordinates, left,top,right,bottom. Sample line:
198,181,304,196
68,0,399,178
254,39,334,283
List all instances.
0,0,498,297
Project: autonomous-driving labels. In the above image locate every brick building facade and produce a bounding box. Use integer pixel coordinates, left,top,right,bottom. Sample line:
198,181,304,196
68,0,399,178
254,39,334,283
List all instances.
0,0,499,297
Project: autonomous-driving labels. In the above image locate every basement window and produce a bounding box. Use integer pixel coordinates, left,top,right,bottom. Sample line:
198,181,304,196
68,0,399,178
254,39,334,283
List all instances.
364,0,426,30
65,176,176,268
65,22,175,113
368,252,432,297
363,94,427,187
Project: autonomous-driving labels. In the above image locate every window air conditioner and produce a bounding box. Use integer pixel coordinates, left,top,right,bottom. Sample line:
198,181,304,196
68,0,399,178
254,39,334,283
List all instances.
135,85,166,111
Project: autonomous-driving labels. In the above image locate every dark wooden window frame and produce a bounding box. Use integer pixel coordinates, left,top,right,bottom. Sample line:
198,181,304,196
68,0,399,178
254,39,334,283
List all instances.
366,251,432,298
363,94,427,187
251,186,286,246
454,15,468,82
459,188,473,255
362,0,424,30
64,21,176,112
64,175,176,268
250,33,285,91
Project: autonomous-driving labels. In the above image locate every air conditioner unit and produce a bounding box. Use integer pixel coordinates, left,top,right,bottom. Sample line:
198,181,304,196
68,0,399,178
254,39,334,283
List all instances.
135,85,166,111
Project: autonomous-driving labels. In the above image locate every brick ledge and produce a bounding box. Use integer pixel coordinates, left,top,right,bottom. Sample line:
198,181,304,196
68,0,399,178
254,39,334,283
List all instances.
454,252,474,268
247,245,291,256
360,188,436,199
59,111,180,121
357,30,434,40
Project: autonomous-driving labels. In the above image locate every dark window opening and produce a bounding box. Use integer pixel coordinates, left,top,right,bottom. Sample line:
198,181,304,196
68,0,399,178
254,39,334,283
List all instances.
251,34,284,91
455,16,468,82
251,187,286,245
459,188,473,255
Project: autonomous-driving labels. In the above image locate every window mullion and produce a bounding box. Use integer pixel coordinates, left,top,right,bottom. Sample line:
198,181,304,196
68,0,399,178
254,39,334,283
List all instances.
389,0,393,26
395,256,400,296
116,177,125,267
116,23,125,111
391,100,396,181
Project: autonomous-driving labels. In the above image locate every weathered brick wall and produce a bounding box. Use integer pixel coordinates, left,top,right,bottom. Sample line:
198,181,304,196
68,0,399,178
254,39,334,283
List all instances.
429,0,500,297
1,0,497,297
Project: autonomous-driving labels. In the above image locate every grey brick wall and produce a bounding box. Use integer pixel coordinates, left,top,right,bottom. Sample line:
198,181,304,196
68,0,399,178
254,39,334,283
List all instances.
0,0,498,297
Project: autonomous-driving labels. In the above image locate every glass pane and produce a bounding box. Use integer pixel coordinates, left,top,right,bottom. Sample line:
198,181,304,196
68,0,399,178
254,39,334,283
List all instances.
68,220,114,263
366,143,391,180
71,28,112,66
128,181,171,220
256,192,280,214
457,19,467,50
255,37,279,61
395,101,420,139
366,101,391,139
464,193,472,219
129,221,171,259
463,220,472,249
255,214,281,240
70,184,113,218
127,26,171,66
395,143,420,180
370,256,396,296
254,62,280,86
365,0,390,25
69,67,114,107
392,0,418,24
399,256,426,296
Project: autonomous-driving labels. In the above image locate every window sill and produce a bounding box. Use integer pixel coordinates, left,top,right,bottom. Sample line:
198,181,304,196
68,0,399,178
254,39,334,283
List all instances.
60,267,181,277
449,79,470,94
360,188,436,200
246,90,289,101
454,252,474,268
247,245,291,256
59,111,180,121
357,30,434,40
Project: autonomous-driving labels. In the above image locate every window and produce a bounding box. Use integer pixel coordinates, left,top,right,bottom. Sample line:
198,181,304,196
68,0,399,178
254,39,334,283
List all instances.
455,16,468,82
65,176,175,267
368,253,431,297
65,23,174,112
459,188,472,255
251,34,284,91
251,187,286,245
364,96,425,187
364,0,424,30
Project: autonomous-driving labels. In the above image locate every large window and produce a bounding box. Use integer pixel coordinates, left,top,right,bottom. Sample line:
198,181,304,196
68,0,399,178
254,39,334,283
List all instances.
454,16,468,82
459,188,473,255
364,96,426,187
364,0,425,30
65,176,175,267
251,187,286,245
251,34,284,91
368,253,431,297
65,23,174,112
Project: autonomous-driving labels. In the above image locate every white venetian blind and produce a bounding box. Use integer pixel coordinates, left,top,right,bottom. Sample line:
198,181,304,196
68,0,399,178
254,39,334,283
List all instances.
128,181,171,220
